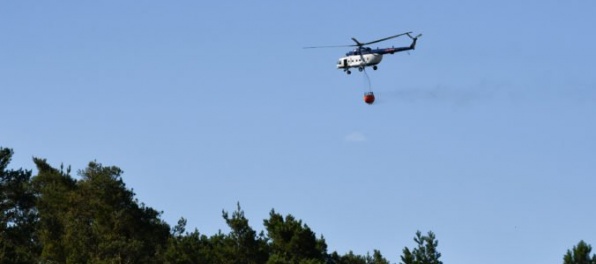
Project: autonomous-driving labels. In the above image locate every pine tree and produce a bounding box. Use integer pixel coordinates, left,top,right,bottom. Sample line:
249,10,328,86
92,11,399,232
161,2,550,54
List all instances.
222,203,269,264
31,157,77,263
564,241,596,264
400,231,442,264
0,147,39,263
264,210,327,264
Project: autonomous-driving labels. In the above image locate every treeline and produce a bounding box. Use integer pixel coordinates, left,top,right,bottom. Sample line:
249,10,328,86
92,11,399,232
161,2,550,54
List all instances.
0,147,438,264
0,147,594,264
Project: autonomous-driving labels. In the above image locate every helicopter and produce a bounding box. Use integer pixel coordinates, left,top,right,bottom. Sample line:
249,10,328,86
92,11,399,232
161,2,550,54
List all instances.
305,32,421,74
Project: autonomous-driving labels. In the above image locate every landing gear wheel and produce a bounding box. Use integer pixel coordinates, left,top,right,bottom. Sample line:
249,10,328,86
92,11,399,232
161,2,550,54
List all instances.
358,67,364,72
346,70,351,75
373,65,378,70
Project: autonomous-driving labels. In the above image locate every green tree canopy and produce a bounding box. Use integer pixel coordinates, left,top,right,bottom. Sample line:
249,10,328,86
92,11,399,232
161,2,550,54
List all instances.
0,147,39,263
31,157,77,262
564,240,596,264
328,250,389,264
1,147,410,263
0,146,514,264
31,159,170,263
164,217,213,264
222,203,269,264
264,210,327,264
400,231,442,264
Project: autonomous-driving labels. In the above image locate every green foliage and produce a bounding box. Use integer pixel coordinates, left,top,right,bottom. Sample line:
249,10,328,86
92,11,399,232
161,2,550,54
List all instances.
2,147,399,263
0,146,431,263
4,146,596,264
328,250,389,264
264,209,327,264
0,148,39,263
564,240,596,264
69,162,170,263
400,231,442,264
31,157,77,262
30,159,170,263
222,203,269,264
9,146,559,264
164,218,212,264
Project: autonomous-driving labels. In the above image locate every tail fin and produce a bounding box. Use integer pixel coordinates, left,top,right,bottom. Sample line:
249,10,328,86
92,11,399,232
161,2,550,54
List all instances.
407,33,422,49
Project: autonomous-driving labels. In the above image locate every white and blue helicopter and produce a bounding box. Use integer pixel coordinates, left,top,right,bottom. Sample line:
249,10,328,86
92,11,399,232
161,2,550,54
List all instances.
305,32,421,75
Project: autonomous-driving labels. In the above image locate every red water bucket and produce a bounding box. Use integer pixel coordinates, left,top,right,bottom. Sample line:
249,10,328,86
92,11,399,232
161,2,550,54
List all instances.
363,92,375,104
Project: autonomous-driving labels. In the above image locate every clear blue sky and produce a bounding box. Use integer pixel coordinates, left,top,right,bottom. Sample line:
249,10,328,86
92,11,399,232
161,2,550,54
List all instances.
2,1,595,263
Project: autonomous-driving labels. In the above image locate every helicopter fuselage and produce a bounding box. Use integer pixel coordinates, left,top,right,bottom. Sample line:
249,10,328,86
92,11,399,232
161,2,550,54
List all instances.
337,53,383,70
337,53,383,69
336,46,413,74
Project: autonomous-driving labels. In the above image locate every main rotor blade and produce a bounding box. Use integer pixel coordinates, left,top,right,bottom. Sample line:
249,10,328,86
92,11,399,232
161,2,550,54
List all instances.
361,32,413,46
303,44,357,49
351,37,363,46
303,31,413,49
